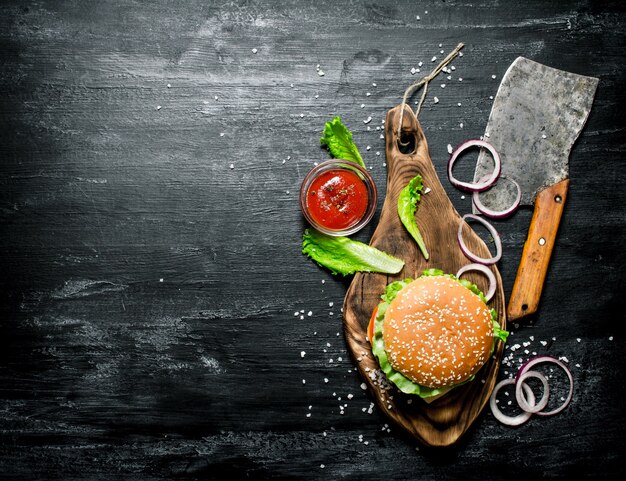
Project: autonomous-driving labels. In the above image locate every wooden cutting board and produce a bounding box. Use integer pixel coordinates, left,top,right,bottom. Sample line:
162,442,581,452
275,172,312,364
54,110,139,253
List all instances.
343,104,507,447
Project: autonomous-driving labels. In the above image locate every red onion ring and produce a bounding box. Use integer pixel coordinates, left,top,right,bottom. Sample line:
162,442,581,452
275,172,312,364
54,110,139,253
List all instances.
457,214,502,265
516,356,574,417
490,378,536,426
472,175,522,219
516,370,550,414
456,263,496,303
447,139,501,192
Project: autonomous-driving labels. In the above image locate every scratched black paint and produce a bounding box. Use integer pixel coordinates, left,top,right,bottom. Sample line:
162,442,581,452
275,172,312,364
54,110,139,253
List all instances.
1,0,625,479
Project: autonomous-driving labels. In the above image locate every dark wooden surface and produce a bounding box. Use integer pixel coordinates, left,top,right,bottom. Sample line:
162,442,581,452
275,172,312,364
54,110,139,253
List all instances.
1,1,624,479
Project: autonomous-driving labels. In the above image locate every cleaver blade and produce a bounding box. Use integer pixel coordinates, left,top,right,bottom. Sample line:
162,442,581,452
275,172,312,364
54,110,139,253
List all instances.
473,57,598,321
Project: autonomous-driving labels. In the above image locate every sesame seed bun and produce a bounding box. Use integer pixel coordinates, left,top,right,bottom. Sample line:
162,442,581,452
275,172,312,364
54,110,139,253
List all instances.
382,276,493,389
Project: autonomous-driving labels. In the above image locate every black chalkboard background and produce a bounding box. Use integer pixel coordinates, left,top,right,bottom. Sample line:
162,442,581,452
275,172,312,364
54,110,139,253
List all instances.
1,1,625,479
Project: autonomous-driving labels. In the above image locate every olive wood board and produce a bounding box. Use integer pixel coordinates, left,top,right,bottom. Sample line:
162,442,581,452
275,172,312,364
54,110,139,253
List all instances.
343,105,507,447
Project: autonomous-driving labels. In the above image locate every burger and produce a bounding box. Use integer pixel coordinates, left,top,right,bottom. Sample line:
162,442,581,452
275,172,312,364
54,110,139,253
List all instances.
367,269,508,401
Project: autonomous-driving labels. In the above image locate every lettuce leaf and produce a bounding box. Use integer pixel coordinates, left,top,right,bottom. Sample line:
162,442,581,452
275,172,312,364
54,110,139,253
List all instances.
320,117,365,168
493,319,509,343
397,174,429,260
302,228,404,275
380,278,413,304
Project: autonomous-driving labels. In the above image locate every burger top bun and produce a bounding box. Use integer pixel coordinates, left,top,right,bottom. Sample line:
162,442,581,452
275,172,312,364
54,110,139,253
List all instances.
383,275,493,389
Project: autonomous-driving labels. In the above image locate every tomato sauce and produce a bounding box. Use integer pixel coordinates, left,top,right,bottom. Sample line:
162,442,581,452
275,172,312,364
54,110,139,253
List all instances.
305,169,369,231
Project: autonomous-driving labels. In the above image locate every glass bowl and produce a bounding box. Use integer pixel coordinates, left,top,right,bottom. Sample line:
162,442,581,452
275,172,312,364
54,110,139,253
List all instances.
299,159,378,236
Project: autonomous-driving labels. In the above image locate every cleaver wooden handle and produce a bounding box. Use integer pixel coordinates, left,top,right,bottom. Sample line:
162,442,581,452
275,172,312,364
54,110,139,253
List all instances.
507,178,569,321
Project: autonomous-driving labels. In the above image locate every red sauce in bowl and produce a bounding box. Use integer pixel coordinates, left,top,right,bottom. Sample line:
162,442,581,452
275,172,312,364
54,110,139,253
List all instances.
300,159,377,236
305,169,369,231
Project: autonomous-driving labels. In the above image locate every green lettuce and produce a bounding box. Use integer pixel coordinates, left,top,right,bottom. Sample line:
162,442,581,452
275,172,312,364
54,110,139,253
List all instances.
302,228,404,276
398,174,429,260
320,117,365,168
371,270,509,398
492,319,509,344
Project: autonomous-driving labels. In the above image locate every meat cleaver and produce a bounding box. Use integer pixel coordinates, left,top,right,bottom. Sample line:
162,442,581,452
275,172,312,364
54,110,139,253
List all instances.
473,57,598,321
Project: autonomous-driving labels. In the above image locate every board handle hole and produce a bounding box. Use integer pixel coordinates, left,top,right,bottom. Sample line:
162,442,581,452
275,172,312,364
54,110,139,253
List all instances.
397,131,417,155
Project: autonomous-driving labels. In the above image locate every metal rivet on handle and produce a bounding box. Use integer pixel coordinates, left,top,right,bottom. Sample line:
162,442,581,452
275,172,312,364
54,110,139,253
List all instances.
554,195,562,203
538,237,546,246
